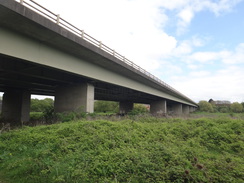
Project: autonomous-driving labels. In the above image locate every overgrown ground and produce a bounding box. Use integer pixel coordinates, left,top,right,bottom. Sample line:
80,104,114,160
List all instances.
189,111,244,119
0,116,243,182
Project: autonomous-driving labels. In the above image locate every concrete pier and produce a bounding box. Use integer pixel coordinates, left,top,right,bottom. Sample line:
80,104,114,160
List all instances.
150,100,167,115
172,103,182,115
54,83,94,113
119,101,133,114
1,89,30,124
183,105,190,114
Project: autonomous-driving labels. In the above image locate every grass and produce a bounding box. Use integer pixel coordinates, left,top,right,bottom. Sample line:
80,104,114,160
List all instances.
0,116,243,182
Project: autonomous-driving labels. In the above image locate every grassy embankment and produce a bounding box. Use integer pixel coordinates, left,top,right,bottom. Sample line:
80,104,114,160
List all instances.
0,115,243,182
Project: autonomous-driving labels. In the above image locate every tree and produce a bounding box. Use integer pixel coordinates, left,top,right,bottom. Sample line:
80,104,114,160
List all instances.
94,100,119,113
230,102,243,113
31,98,54,112
198,100,214,112
128,104,149,115
218,106,230,113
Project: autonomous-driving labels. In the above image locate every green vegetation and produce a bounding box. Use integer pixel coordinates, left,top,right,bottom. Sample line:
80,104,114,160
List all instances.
94,101,119,113
31,98,54,112
230,102,244,113
198,100,244,113
198,101,214,112
128,104,149,115
190,111,244,119
94,101,149,115
0,117,243,183
29,98,54,124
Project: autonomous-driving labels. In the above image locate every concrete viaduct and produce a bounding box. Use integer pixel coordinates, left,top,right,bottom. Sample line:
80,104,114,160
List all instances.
0,0,197,124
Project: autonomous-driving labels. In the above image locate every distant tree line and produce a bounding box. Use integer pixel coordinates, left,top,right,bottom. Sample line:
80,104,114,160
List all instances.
198,100,244,113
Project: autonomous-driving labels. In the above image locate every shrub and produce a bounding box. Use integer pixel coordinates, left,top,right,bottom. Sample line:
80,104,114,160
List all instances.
128,104,149,115
43,105,55,123
94,101,119,113
218,106,230,113
198,101,214,112
230,102,243,113
29,112,44,121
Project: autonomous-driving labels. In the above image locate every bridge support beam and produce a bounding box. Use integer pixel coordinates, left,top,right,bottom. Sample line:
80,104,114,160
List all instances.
54,83,94,113
119,101,133,114
1,89,30,124
172,103,182,115
183,105,190,114
150,100,167,115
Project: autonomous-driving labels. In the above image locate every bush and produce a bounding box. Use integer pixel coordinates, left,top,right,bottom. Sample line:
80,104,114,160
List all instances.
43,105,55,123
29,112,44,122
230,102,243,113
31,98,54,112
128,104,149,115
218,106,230,113
56,109,87,122
94,101,119,113
198,101,214,112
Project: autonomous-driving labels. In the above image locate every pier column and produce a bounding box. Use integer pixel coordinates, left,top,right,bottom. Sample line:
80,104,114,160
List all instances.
119,101,133,114
54,83,94,113
189,106,197,112
183,105,190,114
150,100,167,115
2,89,30,124
172,103,182,115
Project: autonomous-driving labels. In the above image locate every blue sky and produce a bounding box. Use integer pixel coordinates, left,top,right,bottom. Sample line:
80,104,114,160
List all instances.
23,0,244,102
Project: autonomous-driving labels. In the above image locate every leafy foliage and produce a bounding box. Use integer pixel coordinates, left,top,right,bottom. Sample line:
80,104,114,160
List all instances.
0,117,243,183
94,100,119,113
198,101,214,112
128,104,149,115
230,102,243,113
30,98,54,112
218,106,230,113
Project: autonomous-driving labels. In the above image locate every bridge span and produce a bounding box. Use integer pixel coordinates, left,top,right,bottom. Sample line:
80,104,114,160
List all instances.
0,0,197,124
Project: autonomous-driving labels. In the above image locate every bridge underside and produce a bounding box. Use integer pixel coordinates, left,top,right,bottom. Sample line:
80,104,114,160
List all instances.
0,54,196,124
0,54,161,103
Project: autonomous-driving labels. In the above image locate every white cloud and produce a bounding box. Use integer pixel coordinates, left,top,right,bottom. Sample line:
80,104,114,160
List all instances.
170,43,244,102
184,43,244,65
162,0,243,34
177,8,194,34
189,71,211,77
222,43,244,64
189,52,219,63
187,64,201,70
172,66,244,102
173,40,193,55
